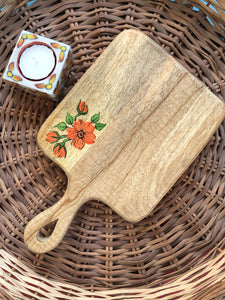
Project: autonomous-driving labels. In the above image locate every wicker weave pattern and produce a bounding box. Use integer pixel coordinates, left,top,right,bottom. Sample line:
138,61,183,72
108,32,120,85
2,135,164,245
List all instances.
0,0,225,298
1,248,225,299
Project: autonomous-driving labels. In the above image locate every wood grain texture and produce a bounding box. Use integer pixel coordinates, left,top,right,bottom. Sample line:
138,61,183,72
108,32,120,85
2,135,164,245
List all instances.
24,29,225,253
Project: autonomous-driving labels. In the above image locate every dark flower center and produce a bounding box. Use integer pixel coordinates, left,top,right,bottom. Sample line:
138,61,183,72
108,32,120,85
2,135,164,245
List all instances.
77,130,85,139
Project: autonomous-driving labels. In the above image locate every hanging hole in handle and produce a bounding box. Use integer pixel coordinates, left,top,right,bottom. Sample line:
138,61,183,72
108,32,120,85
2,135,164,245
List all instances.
36,219,58,242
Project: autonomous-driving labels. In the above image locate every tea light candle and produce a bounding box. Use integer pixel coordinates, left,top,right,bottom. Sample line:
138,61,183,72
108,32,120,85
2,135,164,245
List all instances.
18,43,56,81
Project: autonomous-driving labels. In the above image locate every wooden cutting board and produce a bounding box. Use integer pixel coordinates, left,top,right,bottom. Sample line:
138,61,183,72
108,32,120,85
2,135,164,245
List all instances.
24,29,225,253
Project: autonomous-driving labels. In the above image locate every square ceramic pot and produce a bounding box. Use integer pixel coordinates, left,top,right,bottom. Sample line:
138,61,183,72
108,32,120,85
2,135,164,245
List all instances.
3,30,72,101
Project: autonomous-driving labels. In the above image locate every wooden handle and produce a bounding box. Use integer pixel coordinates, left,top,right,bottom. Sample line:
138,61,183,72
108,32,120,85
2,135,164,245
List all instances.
24,193,85,253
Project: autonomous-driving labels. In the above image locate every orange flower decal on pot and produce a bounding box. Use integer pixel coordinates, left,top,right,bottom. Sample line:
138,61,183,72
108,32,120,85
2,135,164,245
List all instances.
17,33,37,48
7,62,22,82
46,100,106,158
35,74,56,90
51,43,66,62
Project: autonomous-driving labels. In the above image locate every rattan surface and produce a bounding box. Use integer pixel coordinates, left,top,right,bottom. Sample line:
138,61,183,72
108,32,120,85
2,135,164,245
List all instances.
0,0,225,299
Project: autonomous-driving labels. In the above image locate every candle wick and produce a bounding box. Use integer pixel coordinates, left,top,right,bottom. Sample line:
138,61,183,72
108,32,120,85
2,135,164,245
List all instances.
32,56,38,64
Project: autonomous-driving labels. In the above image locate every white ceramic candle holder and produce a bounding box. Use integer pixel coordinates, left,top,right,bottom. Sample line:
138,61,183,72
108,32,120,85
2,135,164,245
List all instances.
3,30,72,101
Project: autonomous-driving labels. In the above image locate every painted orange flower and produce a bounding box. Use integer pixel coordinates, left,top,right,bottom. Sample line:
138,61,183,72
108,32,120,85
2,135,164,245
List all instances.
53,144,66,158
46,131,59,143
77,101,88,114
66,119,96,150
46,100,106,158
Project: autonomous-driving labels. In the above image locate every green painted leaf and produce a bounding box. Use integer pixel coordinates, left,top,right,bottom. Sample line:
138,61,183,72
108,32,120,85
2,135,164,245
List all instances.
95,123,106,131
91,112,100,123
53,143,60,150
54,122,67,131
66,112,73,125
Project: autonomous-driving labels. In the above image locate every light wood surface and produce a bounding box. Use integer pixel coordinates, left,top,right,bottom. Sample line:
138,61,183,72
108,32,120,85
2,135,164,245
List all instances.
24,29,225,253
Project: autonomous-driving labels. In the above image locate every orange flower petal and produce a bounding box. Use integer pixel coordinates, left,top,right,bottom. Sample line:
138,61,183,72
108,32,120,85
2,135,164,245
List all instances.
67,119,97,150
35,83,46,89
66,52,72,67
59,51,64,62
17,39,25,48
77,119,85,125
78,101,88,114
49,74,56,84
73,119,85,131
28,34,37,39
72,137,85,150
53,145,66,158
53,146,59,156
66,127,77,140
83,121,95,133
46,132,58,143
51,43,60,49
58,148,66,158
8,62,14,72
83,132,96,144
12,75,22,82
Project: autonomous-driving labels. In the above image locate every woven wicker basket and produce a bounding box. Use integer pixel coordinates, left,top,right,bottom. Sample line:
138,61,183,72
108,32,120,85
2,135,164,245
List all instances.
0,0,225,299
